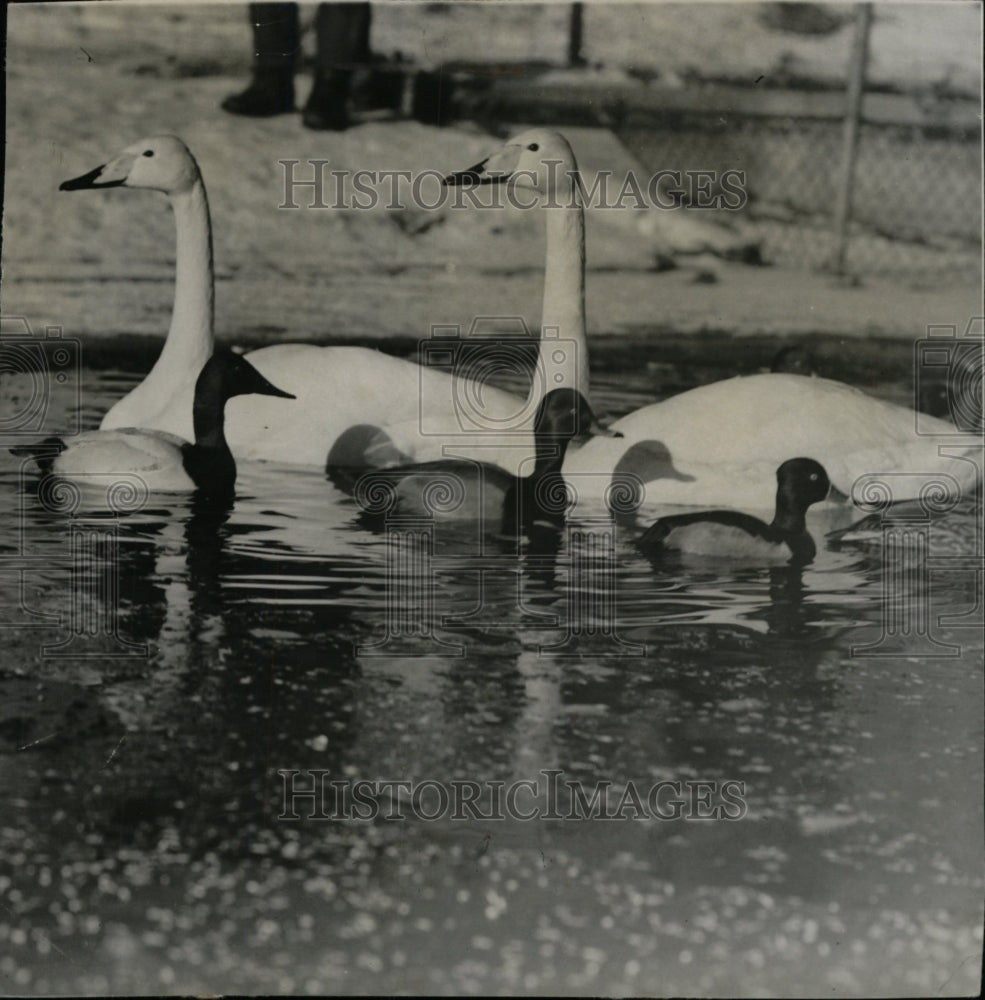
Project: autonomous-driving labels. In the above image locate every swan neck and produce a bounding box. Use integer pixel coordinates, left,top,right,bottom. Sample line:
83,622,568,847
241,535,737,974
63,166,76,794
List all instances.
159,180,214,372
535,183,590,403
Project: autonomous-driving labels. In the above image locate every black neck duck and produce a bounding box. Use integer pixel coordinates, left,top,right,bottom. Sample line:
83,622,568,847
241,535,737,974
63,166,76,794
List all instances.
12,350,295,500
638,458,831,564
335,388,620,535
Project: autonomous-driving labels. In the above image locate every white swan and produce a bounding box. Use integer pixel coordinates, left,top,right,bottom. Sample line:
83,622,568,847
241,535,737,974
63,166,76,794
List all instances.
385,128,980,510
12,350,295,497
59,135,570,469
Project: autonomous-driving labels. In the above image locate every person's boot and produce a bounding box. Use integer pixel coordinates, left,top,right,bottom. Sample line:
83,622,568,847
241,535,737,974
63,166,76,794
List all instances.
222,69,295,117
302,70,352,131
222,3,299,117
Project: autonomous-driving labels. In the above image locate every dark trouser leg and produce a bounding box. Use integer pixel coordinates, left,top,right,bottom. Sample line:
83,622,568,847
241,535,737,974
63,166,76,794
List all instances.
302,2,372,130
222,3,299,117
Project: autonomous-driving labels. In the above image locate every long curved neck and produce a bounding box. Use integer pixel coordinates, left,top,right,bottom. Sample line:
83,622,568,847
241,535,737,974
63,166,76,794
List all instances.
534,175,590,403
155,180,215,377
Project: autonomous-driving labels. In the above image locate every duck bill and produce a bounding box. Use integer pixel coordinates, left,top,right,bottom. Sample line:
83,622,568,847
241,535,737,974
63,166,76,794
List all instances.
257,378,296,400
580,417,623,441
60,154,133,191
245,366,296,400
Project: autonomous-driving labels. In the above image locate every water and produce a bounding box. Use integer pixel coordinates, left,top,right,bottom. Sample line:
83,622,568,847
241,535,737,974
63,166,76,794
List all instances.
0,353,982,996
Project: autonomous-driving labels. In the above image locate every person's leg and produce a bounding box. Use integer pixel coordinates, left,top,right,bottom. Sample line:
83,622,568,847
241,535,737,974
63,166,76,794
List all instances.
302,2,372,130
222,3,299,117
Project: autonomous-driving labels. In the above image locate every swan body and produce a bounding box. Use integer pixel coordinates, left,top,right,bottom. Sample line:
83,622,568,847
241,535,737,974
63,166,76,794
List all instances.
639,458,831,564
61,135,547,469
12,351,295,498
565,371,978,509
224,343,532,466
372,128,980,510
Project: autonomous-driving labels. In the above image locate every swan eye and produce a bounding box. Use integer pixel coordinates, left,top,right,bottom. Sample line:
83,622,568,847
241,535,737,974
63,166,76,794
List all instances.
142,150,154,157
527,143,539,151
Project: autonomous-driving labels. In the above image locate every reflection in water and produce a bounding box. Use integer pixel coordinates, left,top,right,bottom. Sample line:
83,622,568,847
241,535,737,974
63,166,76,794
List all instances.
0,369,981,996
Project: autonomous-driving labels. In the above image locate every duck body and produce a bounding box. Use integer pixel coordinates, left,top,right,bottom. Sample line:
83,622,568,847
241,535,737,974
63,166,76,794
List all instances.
339,389,616,535
639,457,831,564
639,510,812,564
13,351,295,499
37,429,196,492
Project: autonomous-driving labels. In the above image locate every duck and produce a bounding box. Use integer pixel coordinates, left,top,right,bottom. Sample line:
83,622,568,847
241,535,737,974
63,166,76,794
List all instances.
59,135,554,470
638,458,831,564
11,350,295,499
334,388,619,535
382,128,978,509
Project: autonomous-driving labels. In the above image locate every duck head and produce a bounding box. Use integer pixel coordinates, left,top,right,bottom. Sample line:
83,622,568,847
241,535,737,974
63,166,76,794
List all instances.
60,135,201,196
444,128,579,203
534,388,621,443
777,457,831,513
196,350,297,406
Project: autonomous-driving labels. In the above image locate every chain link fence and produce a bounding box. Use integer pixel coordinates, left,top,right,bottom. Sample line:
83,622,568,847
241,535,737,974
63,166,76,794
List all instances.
617,108,979,284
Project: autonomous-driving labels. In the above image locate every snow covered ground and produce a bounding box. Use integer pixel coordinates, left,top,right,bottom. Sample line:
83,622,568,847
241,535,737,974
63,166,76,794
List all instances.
2,2,981,349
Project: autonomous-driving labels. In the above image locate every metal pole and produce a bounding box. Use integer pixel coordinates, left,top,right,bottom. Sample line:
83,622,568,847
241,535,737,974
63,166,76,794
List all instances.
568,3,585,67
831,3,874,275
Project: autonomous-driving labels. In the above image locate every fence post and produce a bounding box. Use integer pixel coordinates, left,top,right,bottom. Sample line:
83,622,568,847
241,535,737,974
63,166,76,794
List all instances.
831,2,874,275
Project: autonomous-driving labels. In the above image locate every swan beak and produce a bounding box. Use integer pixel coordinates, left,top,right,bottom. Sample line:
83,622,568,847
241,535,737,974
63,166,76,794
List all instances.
444,158,508,186
60,165,120,190
60,154,134,191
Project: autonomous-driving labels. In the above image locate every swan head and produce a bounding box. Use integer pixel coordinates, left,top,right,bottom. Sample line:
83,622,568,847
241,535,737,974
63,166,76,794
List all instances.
60,135,201,195
777,457,831,511
444,128,579,201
